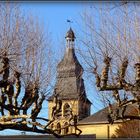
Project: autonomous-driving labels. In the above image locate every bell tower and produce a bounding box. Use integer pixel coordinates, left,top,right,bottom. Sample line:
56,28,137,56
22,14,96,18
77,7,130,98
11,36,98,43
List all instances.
48,28,91,135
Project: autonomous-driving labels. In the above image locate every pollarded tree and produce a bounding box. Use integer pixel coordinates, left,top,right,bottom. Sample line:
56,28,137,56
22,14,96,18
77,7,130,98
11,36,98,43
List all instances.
0,3,81,137
80,1,140,122
0,3,79,138
0,2,55,135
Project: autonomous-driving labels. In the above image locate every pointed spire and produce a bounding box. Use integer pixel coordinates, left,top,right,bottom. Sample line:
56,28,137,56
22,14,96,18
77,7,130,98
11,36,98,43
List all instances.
65,27,75,41
65,28,76,46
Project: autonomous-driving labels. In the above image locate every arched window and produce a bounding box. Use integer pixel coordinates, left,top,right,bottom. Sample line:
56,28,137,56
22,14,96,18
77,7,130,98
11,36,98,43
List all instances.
63,103,71,117
55,100,62,119
64,122,69,135
56,123,61,134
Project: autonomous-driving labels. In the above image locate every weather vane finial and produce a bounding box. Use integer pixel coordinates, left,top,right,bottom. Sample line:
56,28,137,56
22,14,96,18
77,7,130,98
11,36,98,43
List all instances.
67,19,73,27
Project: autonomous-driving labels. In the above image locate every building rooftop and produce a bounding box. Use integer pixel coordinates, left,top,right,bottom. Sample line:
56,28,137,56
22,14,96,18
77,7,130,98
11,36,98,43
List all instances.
78,103,137,125
78,106,110,124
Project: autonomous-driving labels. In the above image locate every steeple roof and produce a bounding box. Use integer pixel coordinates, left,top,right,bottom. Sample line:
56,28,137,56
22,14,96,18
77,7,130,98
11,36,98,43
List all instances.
48,46,86,101
57,47,83,78
48,28,91,104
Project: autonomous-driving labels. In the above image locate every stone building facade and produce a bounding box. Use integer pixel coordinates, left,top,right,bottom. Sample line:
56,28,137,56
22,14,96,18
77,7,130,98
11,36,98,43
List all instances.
48,28,119,139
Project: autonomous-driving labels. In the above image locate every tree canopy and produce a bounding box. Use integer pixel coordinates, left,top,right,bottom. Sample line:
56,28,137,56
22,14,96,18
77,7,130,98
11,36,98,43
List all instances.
80,2,140,122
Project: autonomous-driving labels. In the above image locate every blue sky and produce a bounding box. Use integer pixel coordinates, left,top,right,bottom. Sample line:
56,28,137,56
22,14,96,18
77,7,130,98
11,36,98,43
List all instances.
21,2,87,43
20,2,101,109
19,1,106,115
0,2,105,135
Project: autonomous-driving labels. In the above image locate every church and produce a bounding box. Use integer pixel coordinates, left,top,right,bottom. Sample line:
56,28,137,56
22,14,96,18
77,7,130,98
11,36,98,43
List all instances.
48,28,120,139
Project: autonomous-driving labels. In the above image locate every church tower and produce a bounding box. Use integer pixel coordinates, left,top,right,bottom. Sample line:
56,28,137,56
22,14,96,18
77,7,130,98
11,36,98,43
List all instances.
48,28,91,135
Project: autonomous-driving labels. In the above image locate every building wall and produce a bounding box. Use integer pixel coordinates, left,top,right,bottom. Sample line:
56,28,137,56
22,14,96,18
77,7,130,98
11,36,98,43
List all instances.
48,100,79,120
48,99,120,138
48,98,120,138
48,100,79,135
78,123,119,139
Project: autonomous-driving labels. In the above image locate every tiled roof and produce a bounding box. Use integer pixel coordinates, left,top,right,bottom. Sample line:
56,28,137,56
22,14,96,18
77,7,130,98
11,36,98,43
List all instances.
78,106,110,124
78,104,137,125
